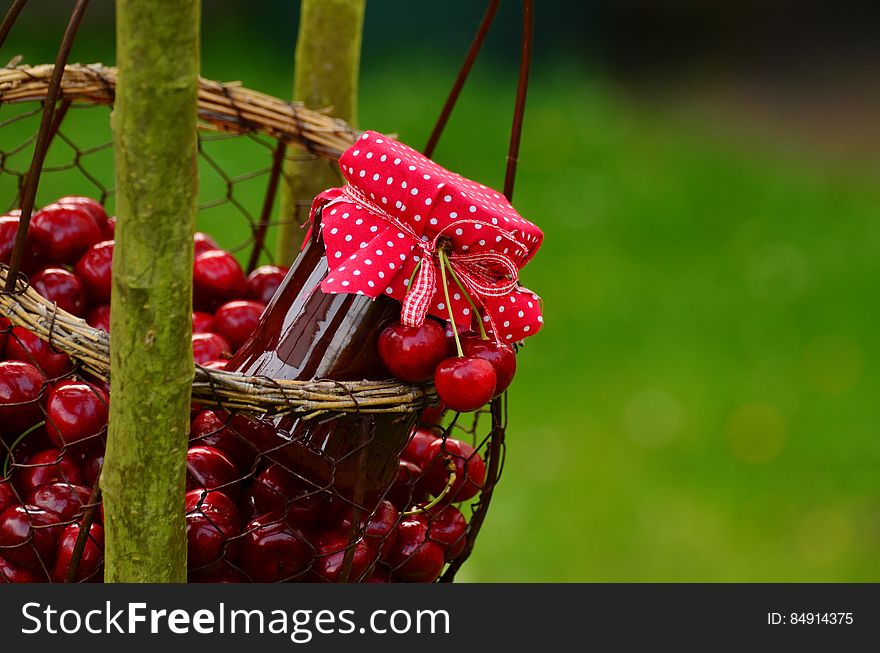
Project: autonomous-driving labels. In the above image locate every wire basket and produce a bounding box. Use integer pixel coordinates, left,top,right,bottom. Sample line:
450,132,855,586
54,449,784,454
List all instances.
0,64,506,583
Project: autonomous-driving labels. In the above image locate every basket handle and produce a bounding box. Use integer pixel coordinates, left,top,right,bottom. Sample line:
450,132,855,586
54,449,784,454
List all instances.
422,0,534,202
1,0,91,293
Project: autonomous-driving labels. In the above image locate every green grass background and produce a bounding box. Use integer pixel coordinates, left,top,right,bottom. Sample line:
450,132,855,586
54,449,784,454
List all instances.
2,32,878,581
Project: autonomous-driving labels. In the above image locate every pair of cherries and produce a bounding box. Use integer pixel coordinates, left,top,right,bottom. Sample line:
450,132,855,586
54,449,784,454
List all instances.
378,320,516,412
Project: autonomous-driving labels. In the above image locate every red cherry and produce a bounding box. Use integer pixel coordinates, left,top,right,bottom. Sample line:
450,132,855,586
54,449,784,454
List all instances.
213,300,265,351
185,489,241,572
223,413,289,459
423,438,486,503
83,375,111,398
27,482,91,522
339,499,399,560
45,380,109,448
6,327,73,378
193,232,220,257
56,196,110,235
312,530,375,582
0,215,38,272
388,513,445,583
0,504,62,569
185,445,240,499
241,463,325,528
4,426,52,467
420,403,447,426
0,315,10,354
0,215,19,264
201,359,228,370
193,250,247,311
387,459,429,511
444,326,463,357
312,495,351,531
402,427,440,468
76,442,105,488
51,522,103,582
192,311,214,334
30,203,103,264
86,305,111,333
461,336,516,396
15,449,83,495
428,505,468,560
187,488,238,514
104,216,116,239
74,240,114,304
238,513,312,582
433,356,496,412
188,561,248,583
366,565,391,583
190,409,257,473
246,265,288,305
0,360,45,438
378,320,449,383
30,267,86,316
0,478,18,516
192,332,231,365
0,554,43,582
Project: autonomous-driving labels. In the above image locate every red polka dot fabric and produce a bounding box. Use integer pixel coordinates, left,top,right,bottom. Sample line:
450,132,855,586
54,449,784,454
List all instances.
308,131,544,343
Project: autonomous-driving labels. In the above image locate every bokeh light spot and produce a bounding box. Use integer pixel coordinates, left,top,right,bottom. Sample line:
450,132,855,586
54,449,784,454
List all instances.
746,244,808,305
802,334,864,396
624,389,683,449
797,508,853,566
726,403,787,464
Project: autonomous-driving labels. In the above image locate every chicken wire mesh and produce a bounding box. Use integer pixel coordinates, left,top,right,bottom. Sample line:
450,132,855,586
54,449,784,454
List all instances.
0,99,337,270
0,65,506,583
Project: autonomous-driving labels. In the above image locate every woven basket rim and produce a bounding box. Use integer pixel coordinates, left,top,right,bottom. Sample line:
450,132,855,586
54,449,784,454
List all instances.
0,63,359,158
0,266,436,416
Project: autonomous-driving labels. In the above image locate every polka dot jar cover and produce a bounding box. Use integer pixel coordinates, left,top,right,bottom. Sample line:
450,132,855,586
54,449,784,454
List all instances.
307,130,544,344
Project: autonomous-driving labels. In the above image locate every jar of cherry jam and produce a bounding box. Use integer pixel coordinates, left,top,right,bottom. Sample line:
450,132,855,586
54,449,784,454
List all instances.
225,207,418,505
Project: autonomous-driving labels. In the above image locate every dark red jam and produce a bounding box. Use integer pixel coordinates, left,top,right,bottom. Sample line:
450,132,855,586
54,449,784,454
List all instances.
226,209,417,504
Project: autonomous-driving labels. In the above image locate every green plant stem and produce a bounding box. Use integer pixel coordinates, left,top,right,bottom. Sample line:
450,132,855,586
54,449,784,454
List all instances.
2,420,46,476
104,0,199,583
439,249,463,357
275,0,365,265
446,262,488,339
403,461,457,516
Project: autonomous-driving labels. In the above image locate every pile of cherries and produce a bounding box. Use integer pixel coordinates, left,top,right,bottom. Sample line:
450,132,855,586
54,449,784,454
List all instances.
0,195,287,365
0,196,117,582
0,195,487,583
184,418,483,583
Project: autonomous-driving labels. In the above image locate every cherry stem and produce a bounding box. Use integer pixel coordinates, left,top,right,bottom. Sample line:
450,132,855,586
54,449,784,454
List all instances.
403,460,457,516
445,261,488,340
406,258,422,292
2,420,46,477
438,249,463,357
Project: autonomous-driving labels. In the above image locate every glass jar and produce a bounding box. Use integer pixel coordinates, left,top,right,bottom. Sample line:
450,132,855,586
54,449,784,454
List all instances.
226,208,417,505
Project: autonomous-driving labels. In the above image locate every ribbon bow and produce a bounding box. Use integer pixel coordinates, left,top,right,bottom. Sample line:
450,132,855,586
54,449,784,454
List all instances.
309,131,544,344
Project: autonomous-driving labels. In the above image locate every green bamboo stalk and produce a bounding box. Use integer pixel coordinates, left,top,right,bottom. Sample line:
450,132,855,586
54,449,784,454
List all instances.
275,0,365,265
103,0,200,582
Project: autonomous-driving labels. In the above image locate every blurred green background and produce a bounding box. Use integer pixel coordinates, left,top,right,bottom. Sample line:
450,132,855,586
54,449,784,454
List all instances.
2,1,878,581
